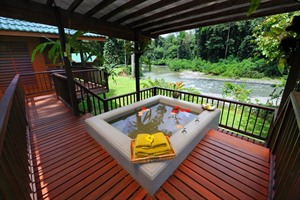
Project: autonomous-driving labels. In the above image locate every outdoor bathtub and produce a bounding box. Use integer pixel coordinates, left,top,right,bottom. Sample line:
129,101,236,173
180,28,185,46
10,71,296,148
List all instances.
85,95,220,195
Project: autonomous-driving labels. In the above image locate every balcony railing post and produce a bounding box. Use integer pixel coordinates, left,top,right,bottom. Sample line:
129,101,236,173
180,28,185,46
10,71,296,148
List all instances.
153,87,157,96
103,99,109,112
87,94,92,113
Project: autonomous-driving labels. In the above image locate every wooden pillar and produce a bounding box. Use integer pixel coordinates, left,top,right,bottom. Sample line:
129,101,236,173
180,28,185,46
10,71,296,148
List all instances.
79,50,86,68
54,5,79,116
278,46,300,114
134,34,141,102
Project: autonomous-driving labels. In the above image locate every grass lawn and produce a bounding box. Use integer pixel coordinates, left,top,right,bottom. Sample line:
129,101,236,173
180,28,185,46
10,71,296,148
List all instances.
104,76,147,98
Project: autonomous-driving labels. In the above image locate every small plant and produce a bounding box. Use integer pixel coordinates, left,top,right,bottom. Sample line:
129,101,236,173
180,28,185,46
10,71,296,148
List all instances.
222,82,252,103
170,81,185,91
141,78,170,89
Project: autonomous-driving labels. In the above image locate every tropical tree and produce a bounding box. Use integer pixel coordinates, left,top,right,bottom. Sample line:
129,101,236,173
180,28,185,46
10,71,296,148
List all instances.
31,31,93,65
253,11,300,72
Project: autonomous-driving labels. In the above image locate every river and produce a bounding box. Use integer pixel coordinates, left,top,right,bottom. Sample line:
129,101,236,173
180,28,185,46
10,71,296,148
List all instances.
142,66,282,105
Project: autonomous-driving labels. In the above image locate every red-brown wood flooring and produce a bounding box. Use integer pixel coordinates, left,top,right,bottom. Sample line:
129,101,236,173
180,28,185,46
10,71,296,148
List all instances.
27,94,270,199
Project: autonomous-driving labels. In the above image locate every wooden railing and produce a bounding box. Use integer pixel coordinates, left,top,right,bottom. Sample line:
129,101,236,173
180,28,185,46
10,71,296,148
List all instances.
21,71,55,96
0,74,33,199
75,81,107,115
267,92,300,200
20,68,108,97
155,87,276,141
72,69,109,94
52,73,74,109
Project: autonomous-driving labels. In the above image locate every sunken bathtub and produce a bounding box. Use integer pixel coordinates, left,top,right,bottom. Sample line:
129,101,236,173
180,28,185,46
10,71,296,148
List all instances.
85,95,220,195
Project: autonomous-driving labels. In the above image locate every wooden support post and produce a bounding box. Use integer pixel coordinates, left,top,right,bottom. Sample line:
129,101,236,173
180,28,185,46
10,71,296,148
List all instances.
80,50,86,68
278,46,300,114
54,5,79,116
134,34,141,102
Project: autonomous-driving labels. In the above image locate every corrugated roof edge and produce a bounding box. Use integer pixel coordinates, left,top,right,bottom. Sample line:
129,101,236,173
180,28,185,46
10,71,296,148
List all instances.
0,16,106,38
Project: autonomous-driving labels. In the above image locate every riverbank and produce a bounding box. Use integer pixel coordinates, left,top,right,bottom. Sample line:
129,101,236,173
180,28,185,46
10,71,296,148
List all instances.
175,70,282,85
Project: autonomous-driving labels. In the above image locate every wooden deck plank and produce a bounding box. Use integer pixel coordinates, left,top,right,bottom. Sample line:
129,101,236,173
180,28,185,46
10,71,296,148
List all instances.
83,169,131,199
173,170,221,199
179,164,238,199
69,164,124,199
161,181,189,200
208,130,269,160
192,145,269,186
27,94,270,199
201,140,270,172
42,157,116,199
203,136,270,167
196,143,269,180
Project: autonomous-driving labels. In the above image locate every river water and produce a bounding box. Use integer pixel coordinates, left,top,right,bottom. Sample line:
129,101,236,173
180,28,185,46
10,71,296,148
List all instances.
143,66,281,104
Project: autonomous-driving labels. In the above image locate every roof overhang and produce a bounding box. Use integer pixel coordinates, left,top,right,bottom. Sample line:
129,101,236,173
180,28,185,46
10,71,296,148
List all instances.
0,0,299,41
0,30,106,41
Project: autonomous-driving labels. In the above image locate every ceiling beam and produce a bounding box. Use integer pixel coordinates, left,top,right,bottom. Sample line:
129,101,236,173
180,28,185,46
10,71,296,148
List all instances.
151,2,300,36
126,0,215,28
85,0,116,17
114,0,181,24
135,0,245,31
146,0,277,33
99,0,147,21
0,0,149,41
68,0,84,12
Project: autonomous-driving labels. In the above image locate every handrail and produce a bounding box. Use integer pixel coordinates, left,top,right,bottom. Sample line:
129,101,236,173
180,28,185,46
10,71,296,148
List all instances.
75,80,107,115
0,75,21,152
267,92,300,199
0,74,32,199
20,68,108,97
155,87,276,141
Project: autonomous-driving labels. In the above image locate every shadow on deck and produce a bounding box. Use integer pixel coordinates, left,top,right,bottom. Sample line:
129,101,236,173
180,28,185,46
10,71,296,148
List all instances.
27,94,270,199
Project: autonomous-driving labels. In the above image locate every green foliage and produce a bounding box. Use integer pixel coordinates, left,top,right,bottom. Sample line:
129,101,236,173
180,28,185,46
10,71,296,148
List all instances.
141,78,170,89
222,82,253,103
253,11,300,72
104,38,122,64
141,78,200,94
247,0,260,16
163,58,267,79
31,31,104,66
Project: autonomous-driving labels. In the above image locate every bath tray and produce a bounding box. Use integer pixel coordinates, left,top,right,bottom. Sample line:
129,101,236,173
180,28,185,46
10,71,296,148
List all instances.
130,137,176,164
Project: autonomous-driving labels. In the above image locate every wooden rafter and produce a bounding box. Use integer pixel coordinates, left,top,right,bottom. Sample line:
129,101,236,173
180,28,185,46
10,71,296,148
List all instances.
85,0,116,17
114,0,181,24
0,0,299,40
151,2,300,36
68,0,84,12
99,0,147,21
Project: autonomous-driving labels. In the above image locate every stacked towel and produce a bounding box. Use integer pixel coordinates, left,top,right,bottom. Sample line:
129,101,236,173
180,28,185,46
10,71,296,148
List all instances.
135,133,152,149
152,132,168,148
134,132,171,158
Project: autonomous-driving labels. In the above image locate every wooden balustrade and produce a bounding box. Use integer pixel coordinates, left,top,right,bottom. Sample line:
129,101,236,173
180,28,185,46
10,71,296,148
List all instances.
21,71,55,96
0,74,33,199
155,87,276,141
20,68,108,97
267,92,300,200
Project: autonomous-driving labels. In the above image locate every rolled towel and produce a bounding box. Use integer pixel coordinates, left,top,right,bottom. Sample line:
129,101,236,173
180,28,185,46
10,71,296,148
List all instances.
152,132,168,148
135,134,152,148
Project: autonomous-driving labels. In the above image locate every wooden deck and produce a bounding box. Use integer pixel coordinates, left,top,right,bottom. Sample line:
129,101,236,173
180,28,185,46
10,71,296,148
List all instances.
27,94,270,199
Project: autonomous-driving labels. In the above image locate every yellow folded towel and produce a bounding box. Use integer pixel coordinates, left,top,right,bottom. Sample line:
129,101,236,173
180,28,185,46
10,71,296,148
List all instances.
134,139,171,158
135,143,170,155
135,133,152,148
134,132,172,158
152,132,168,148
